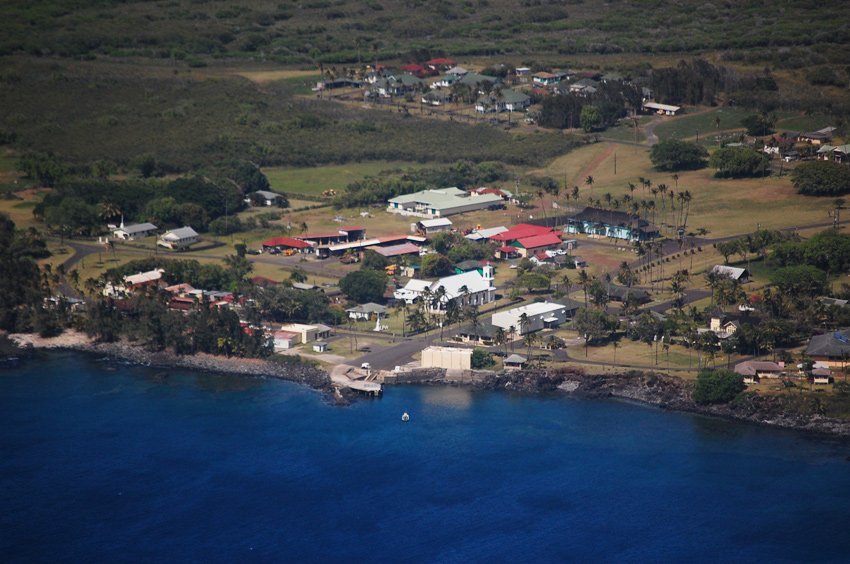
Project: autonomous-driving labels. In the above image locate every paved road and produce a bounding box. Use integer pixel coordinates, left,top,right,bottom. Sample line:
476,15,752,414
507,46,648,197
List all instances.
349,333,443,370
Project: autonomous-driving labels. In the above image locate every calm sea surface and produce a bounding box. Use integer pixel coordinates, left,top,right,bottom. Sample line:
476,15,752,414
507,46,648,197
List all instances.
3,352,850,562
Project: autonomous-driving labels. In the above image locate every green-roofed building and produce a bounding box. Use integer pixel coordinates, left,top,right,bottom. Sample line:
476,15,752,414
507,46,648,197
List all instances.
387,188,504,218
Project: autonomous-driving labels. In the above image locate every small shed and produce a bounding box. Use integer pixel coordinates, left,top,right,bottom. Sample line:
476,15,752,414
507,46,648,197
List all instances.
504,354,527,371
313,341,328,353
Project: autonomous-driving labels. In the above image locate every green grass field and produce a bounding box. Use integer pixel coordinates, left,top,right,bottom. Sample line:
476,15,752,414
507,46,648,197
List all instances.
775,114,834,133
264,161,431,196
652,107,754,141
600,117,650,144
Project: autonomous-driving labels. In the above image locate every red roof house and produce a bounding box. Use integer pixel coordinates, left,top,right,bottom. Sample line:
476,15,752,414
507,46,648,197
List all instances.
261,236,311,250
490,224,554,243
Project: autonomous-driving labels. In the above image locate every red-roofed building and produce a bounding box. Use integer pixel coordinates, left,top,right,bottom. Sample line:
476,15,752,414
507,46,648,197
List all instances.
496,245,521,260
511,232,563,257
425,58,456,71
490,224,554,243
261,237,311,251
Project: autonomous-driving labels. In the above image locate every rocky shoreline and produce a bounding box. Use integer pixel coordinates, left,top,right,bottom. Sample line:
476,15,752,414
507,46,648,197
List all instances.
5,331,333,394
6,332,850,437
480,368,850,438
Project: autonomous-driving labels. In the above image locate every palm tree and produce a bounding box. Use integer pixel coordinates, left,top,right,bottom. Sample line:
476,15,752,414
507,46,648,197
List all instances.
585,175,594,194
507,325,517,352
524,331,537,362
495,327,507,355
578,269,590,307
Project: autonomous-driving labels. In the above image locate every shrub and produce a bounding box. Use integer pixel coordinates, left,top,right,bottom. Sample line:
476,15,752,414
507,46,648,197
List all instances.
692,369,746,404
471,348,495,369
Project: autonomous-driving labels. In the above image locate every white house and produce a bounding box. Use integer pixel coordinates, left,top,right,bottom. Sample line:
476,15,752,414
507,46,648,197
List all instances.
279,323,331,344
249,190,285,206
158,226,199,249
491,302,567,335
711,265,750,282
393,267,496,311
113,221,158,240
346,303,388,321
415,217,453,236
273,330,300,351
643,101,681,116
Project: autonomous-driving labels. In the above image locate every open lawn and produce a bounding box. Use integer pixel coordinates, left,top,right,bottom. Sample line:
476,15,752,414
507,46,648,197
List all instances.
652,107,754,141
264,161,431,196
600,116,651,144
535,142,840,238
775,114,834,133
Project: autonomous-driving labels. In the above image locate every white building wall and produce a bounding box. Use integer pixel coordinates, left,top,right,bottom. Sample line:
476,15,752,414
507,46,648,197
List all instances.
421,347,472,370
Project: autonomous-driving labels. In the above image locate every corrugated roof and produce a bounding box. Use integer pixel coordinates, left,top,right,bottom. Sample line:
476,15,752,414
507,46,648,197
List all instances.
514,233,562,249
491,224,554,242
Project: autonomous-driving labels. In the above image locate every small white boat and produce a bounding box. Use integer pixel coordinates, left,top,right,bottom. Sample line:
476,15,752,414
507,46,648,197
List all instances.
401,412,410,422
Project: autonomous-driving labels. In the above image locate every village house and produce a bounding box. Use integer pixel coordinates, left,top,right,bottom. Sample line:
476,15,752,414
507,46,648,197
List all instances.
702,313,740,339
491,301,568,334
272,330,300,351
454,321,500,345
371,74,423,98
346,303,388,321
565,207,659,242
158,226,199,250
113,221,158,241
805,330,850,369
642,101,682,116
798,127,835,145
474,89,531,113
607,285,652,305
387,188,503,218
248,190,286,207
104,268,166,296
279,323,331,344
261,236,313,254
503,354,527,371
421,90,452,106
734,360,785,383
532,72,561,87
415,217,453,236
569,78,599,96
490,224,564,257
711,265,750,283
393,267,496,311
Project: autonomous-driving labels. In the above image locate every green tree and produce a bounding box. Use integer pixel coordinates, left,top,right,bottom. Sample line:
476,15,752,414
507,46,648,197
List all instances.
580,105,602,132
740,114,775,136
339,269,388,303
709,147,770,178
649,140,708,171
692,369,746,404
471,348,495,369
420,254,454,277
791,161,850,197
361,250,390,271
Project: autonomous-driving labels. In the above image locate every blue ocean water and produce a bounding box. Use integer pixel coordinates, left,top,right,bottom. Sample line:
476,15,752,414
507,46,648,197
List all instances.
2,353,850,563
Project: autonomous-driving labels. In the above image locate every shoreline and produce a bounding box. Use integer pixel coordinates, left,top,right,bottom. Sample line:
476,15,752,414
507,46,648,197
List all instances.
5,331,335,397
6,332,850,438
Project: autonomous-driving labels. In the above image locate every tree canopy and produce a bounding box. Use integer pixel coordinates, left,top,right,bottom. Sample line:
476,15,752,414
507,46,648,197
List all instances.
339,270,388,304
709,146,770,178
791,161,850,197
650,140,708,171
692,369,745,404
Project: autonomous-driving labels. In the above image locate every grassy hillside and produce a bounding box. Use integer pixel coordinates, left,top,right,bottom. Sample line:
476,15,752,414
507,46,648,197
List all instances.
0,57,578,169
1,0,848,64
